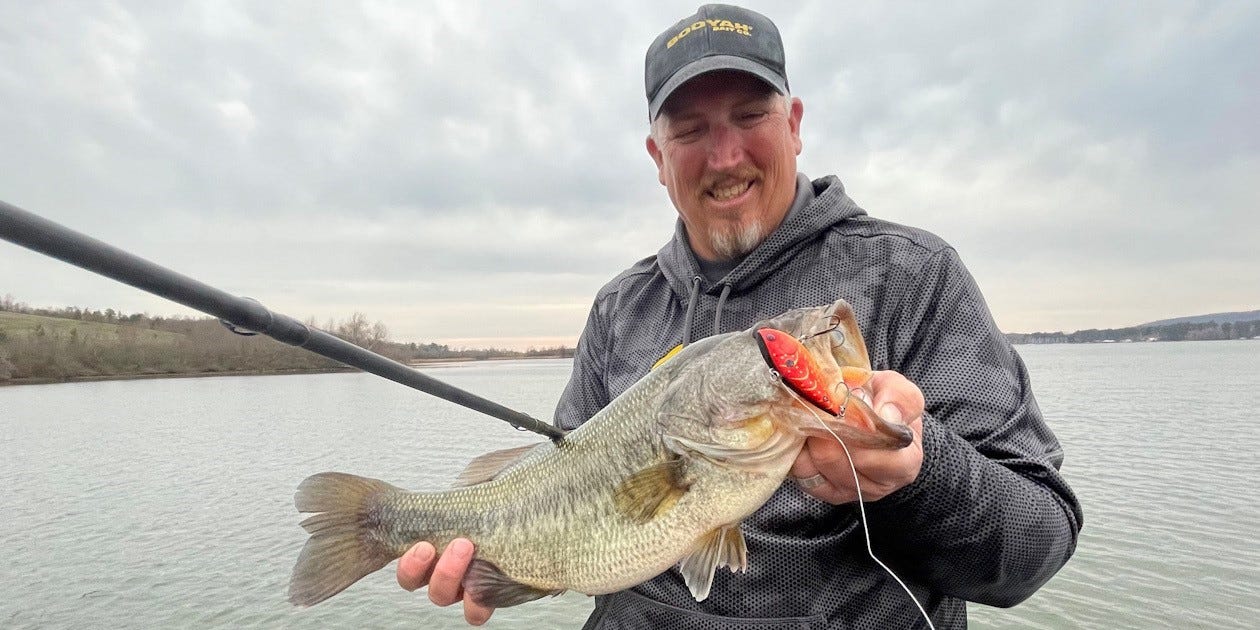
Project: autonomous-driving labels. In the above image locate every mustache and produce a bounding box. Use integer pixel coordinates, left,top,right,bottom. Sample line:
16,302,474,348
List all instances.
701,169,761,190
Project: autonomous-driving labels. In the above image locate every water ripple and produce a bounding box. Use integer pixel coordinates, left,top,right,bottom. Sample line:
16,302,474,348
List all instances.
3,346,1259,628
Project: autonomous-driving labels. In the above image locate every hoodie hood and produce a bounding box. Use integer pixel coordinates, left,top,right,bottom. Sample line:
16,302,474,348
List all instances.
657,174,867,342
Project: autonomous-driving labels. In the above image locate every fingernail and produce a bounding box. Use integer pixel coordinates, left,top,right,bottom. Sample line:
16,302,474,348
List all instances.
413,544,433,565
880,404,903,423
450,539,472,560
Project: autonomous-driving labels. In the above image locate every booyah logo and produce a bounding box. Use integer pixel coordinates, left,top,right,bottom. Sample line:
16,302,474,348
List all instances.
666,18,753,48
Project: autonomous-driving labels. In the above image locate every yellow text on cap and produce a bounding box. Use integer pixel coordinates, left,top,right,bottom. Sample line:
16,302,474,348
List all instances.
667,19,753,48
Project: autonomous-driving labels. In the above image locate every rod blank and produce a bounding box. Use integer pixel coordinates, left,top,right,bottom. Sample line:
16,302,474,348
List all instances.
0,199,565,442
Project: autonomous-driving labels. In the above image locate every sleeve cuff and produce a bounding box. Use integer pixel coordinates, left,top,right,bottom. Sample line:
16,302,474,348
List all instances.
871,411,945,509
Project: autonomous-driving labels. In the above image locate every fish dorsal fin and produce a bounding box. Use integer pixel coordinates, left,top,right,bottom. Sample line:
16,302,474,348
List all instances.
612,457,691,524
464,558,564,608
651,334,728,375
651,344,684,370
678,523,748,601
453,444,542,487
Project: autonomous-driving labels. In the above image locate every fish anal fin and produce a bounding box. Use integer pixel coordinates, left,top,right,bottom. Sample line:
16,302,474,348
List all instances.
612,457,691,524
453,443,543,487
678,523,748,601
464,559,564,608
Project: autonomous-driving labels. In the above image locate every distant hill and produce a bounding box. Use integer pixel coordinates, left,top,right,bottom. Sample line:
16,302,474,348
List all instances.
1007,309,1260,345
1138,310,1260,327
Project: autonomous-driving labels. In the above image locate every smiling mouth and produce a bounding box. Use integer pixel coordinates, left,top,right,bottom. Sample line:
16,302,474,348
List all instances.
708,180,753,201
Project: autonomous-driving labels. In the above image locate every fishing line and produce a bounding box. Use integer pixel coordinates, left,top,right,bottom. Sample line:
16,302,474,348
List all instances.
777,381,937,630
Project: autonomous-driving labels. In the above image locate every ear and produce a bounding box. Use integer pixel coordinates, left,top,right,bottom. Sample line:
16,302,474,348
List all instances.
788,97,804,155
646,134,667,186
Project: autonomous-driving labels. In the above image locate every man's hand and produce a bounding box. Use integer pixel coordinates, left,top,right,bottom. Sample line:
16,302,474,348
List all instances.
789,370,925,504
396,538,495,626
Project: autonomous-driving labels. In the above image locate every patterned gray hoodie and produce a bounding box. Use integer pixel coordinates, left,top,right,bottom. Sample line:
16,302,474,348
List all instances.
555,174,1083,629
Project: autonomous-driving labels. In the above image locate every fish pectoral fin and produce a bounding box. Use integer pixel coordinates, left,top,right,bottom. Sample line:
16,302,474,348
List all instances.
678,523,748,602
464,559,564,608
612,457,691,524
453,443,545,487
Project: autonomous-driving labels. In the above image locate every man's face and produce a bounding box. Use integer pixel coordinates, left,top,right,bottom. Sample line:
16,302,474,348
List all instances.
646,70,804,262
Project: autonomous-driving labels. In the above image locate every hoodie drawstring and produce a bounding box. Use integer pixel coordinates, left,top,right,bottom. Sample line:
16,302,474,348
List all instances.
713,283,731,337
681,277,733,346
681,275,701,346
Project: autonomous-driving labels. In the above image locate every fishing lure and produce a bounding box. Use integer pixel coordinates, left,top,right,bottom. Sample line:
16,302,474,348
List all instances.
754,327,844,415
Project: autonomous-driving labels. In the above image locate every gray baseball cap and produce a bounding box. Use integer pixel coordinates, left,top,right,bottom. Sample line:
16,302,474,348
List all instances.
645,4,788,121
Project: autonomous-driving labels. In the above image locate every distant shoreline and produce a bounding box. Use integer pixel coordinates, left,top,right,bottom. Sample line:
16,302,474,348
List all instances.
0,366,357,387
1009,337,1259,346
0,356,571,387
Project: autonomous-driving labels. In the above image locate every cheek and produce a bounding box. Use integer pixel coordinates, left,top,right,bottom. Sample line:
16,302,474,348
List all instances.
664,151,704,187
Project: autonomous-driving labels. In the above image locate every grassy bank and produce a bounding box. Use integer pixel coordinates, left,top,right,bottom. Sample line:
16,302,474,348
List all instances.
0,305,574,385
0,311,341,383
0,365,357,386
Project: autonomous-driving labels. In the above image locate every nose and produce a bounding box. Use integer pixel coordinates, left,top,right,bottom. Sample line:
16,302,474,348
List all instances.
706,123,745,170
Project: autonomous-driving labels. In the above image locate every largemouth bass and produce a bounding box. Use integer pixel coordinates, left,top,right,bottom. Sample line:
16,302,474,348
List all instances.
288,299,913,608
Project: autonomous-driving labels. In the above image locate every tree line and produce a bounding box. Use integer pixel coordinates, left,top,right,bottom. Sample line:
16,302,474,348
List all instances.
0,295,574,383
1006,319,1260,344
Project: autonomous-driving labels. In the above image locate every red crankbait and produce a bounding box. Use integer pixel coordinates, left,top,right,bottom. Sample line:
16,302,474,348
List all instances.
754,327,842,415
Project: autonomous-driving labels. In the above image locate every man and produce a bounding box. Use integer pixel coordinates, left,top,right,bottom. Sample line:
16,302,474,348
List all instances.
398,5,1082,628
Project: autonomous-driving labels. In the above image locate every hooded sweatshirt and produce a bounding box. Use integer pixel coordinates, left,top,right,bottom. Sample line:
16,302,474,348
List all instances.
555,174,1083,630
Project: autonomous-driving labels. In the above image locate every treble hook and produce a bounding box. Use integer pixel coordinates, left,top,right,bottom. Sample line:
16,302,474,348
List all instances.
833,379,852,421
797,314,844,345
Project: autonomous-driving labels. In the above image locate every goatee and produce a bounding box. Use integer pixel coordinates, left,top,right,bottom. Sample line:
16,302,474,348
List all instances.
708,219,766,261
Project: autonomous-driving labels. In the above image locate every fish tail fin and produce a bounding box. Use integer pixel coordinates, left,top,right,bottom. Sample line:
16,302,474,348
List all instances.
288,472,404,607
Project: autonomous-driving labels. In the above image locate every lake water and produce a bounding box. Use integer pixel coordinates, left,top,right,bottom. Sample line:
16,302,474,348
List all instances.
1,341,1257,629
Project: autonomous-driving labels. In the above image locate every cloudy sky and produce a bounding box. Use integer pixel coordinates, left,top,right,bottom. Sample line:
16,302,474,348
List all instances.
2,1,1256,348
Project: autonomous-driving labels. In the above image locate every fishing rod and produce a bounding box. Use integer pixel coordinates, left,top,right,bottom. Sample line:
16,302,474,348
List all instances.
0,199,566,442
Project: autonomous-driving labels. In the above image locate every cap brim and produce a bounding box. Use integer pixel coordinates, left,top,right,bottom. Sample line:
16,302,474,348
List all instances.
648,55,789,121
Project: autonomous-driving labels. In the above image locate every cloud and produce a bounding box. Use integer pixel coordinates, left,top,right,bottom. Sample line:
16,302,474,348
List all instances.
2,1,1257,345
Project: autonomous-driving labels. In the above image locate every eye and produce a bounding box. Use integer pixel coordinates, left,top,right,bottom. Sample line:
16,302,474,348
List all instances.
671,126,702,142
738,110,768,125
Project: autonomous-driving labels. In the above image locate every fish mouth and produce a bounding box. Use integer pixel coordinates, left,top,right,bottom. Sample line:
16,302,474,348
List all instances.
815,387,914,449
765,300,914,450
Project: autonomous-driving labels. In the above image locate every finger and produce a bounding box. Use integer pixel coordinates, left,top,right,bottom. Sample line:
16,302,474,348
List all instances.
867,371,925,423
397,542,436,591
800,435,908,503
789,441,821,479
802,435,862,471
464,597,495,626
796,437,864,486
792,438,862,504
427,538,475,607
800,478,859,504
